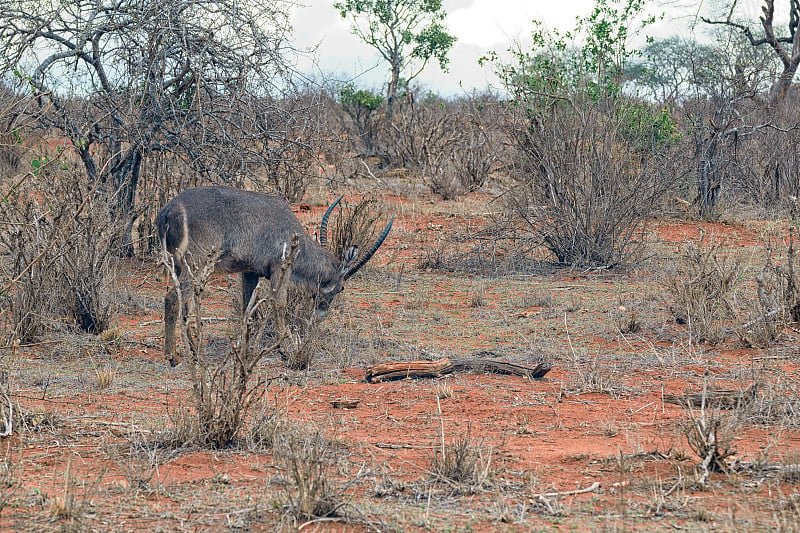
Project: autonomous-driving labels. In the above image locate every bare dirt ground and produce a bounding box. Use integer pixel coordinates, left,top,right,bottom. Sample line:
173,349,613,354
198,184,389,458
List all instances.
3,183,800,532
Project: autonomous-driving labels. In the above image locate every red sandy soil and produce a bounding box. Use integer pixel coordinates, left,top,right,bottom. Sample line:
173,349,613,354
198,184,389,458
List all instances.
4,194,800,531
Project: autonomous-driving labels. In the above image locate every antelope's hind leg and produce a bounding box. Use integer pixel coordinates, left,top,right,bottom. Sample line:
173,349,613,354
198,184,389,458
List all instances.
163,263,192,367
164,284,181,366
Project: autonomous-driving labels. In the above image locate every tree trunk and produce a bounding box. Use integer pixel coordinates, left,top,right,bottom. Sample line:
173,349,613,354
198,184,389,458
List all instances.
697,132,720,219
77,146,99,184
111,148,143,257
771,67,800,105
386,54,402,121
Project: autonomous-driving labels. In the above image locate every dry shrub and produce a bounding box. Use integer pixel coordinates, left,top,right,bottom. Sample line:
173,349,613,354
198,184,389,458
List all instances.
682,391,741,484
0,446,19,514
612,303,642,334
739,230,800,347
0,161,121,342
328,195,384,262
0,88,26,180
726,105,800,213
159,401,201,449
165,236,317,447
167,246,272,447
744,376,800,427
447,94,505,194
274,424,348,525
776,494,800,531
277,309,320,371
499,64,678,267
106,431,162,493
337,84,384,157
384,92,500,199
663,235,742,344
416,217,551,277
260,134,316,204
244,391,290,450
0,134,21,179
428,422,494,494
566,354,624,396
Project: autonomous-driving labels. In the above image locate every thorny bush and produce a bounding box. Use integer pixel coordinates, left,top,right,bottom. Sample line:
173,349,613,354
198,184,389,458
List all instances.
663,234,742,344
0,159,122,342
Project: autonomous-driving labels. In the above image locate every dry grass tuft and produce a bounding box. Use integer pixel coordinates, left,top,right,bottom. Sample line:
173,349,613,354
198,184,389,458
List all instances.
274,424,350,525
435,381,454,400
428,421,494,494
94,365,116,390
469,283,486,308
681,387,741,484
663,235,742,344
48,456,102,528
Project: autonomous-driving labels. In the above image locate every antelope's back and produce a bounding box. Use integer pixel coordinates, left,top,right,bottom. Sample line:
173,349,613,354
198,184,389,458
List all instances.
157,186,303,268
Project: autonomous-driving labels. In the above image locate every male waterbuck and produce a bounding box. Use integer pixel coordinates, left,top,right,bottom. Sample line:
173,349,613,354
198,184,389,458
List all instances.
157,185,393,367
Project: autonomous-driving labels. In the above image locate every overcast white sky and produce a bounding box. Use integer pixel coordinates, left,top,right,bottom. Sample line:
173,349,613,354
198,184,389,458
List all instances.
290,0,690,96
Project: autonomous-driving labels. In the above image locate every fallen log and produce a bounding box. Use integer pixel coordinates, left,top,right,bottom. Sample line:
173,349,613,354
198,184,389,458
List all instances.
451,357,551,379
364,356,551,383
365,357,453,383
663,383,758,410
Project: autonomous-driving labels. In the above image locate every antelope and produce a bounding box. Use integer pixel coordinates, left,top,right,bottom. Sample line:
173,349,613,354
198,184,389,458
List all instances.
156,186,393,367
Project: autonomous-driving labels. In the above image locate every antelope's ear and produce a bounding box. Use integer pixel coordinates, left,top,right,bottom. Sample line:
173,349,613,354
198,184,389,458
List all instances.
340,245,359,274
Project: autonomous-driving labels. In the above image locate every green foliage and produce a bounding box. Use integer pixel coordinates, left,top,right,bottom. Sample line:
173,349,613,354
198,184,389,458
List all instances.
411,19,456,70
618,101,681,154
488,0,675,155
334,0,455,109
338,84,384,111
337,84,385,154
334,0,455,65
490,0,659,103
485,1,674,268
30,156,47,176
579,0,657,86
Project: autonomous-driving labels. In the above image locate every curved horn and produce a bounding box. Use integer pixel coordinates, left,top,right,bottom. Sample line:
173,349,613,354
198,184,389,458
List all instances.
319,196,342,248
343,216,394,280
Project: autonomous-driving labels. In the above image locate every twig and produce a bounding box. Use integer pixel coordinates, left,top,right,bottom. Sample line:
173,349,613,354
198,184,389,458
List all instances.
359,158,386,186
298,517,347,531
739,308,780,331
373,442,433,450
12,339,63,348
533,481,601,499
0,172,104,296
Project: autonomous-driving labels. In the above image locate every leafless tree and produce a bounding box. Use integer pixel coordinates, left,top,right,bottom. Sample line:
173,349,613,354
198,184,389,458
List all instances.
382,90,501,199
703,0,800,105
0,0,317,255
633,31,780,217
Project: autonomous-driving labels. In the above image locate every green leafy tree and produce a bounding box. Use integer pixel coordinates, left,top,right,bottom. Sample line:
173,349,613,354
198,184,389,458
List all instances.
334,0,456,118
339,84,384,154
